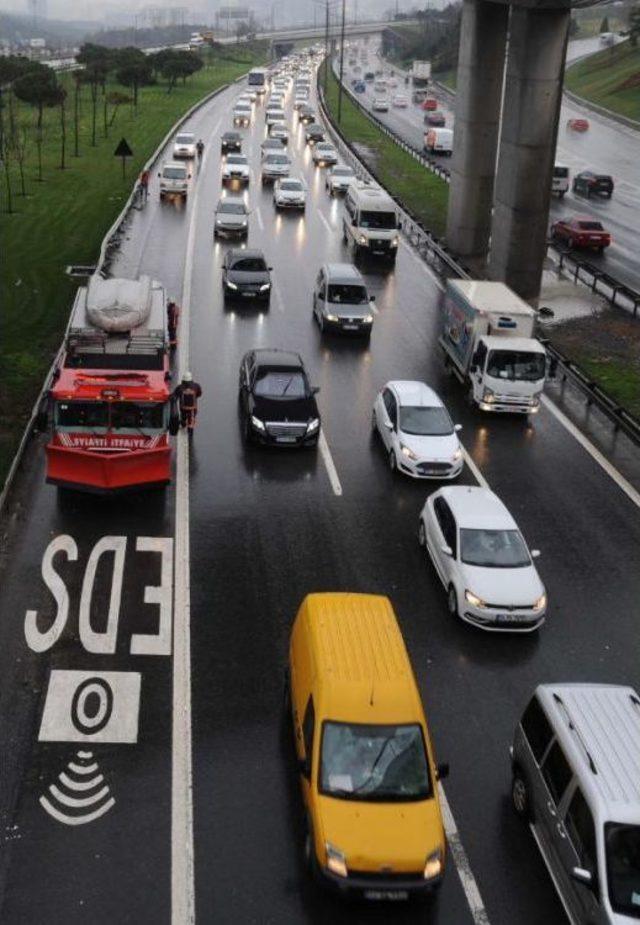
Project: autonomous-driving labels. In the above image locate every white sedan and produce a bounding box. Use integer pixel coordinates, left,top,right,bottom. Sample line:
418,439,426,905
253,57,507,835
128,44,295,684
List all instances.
372,380,463,479
269,121,289,144
172,132,196,159
392,93,409,108
222,153,250,186
273,177,306,210
312,142,338,166
418,486,547,632
372,96,389,112
325,164,355,195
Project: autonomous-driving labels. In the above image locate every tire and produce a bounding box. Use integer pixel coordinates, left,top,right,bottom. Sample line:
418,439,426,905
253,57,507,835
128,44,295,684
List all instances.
242,414,252,444
512,768,532,820
418,519,426,547
371,409,377,432
389,450,397,474
447,584,458,617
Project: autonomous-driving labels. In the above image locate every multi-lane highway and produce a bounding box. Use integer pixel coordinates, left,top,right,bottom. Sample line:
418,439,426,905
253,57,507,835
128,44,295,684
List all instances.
0,62,639,925
345,40,640,292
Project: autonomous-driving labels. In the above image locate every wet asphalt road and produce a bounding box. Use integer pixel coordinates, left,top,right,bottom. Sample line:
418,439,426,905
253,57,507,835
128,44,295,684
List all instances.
0,69,640,925
346,40,640,293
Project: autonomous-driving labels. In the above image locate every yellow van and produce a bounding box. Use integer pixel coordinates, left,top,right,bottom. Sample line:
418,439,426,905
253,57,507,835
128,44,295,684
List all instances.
287,592,448,900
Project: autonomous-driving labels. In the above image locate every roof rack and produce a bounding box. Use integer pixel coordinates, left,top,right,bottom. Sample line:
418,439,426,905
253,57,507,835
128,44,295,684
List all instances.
553,693,598,776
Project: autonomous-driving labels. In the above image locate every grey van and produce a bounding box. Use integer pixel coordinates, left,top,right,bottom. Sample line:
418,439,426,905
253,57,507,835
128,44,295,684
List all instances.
312,263,375,337
511,684,640,924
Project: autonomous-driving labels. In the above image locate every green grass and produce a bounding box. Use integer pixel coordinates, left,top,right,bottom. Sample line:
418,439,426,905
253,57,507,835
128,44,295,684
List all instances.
322,63,449,236
0,43,266,486
565,39,640,121
580,358,640,417
433,69,457,91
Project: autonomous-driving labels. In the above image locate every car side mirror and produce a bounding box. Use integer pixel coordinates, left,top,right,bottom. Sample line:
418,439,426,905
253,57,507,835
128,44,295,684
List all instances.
440,544,453,557
369,294,375,301
435,762,449,781
268,266,273,271
571,867,593,889
454,424,462,432
311,386,320,395
530,549,541,559
385,421,394,432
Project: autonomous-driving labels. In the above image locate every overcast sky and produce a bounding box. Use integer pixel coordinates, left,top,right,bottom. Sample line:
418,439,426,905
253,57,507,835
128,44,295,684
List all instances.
1,0,406,24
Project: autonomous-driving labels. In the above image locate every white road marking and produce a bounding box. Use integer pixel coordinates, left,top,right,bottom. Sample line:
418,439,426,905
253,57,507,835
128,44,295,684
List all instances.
319,431,343,496
40,794,115,827
171,107,205,925
272,278,285,313
541,395,640,510
255,206,265,230
439,785,492,925
317,209,333,235
461,446,489,489
38,670,141,744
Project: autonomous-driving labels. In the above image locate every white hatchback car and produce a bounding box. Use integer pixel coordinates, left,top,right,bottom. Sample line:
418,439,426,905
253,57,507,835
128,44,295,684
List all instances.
273,176,306,210
418,486,547,632
325,164,355,195
222,153,250,186
312,142,338,166
173,132,196,159
372,380,463,479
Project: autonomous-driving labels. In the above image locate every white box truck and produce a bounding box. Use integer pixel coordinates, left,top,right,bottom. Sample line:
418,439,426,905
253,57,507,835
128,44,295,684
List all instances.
424,127,453,155
411,60,431,84
440,280,547,414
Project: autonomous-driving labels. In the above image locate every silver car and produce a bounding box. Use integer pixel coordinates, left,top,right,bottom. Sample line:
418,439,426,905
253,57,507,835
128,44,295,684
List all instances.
261,153,291,184
312,263,374,337
213,197,249,239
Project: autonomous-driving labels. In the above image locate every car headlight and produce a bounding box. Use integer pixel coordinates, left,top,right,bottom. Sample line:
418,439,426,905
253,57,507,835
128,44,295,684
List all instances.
424,848,443,880
391,236,399,247
363,315,373,323
533,593,547,611
325,313,339,322
226,280,238,290
250,415,265,431
307,418,320,432
465,589,486,608
483,389,495,402
452,449,462,462
400,443,418,461
259,283,270,291
359,235,367,245
325,842,347,878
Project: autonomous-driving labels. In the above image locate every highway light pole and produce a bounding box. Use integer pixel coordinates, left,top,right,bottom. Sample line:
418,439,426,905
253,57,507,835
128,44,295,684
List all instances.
313,0,338,95
338,0,346,123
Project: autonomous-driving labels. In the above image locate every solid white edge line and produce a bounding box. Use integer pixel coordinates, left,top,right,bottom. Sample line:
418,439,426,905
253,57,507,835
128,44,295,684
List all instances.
541,395,640,510
171,107,213,925
272,278,285,313
319,431,343,496
439,784,492,925
255,205,265,231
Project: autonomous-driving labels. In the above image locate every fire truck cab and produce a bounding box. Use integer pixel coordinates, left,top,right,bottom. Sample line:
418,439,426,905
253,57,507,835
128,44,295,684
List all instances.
42,275,177,493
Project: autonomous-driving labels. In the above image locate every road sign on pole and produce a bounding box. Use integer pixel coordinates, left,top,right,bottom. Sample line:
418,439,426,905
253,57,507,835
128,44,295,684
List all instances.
114,137,133,180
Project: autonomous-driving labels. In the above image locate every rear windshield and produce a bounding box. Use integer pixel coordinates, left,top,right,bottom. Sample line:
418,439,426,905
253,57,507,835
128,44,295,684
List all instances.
328,284,368,304
175,134,194,145
280,180,303,191
553,166,569,178
332,167,353,177
231,257,266,272
163,166,186,179
226,155,247,165
266,155,289,165
578,221,604,231
218,201,246,214
359,210,397,230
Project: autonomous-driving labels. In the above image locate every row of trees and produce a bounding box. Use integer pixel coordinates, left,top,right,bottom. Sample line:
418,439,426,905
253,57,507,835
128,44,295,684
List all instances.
0,44,203,212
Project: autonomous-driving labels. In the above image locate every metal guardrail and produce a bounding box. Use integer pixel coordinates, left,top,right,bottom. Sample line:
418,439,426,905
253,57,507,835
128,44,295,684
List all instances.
319,60,640,447
332,59,640,320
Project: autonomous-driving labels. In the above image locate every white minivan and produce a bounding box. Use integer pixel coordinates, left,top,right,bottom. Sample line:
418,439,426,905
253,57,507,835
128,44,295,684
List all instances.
552,164,570,197
342,181,400,264
424,128,453,156
158,161,190,201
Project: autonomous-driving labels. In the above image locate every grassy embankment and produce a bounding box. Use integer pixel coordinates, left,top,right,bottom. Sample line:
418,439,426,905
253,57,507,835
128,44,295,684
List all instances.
565,39,640,121
322,62,449,235
0,42,266,487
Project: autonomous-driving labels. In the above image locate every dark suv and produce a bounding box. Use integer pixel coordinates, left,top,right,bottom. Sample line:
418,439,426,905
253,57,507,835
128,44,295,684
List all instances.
222,250,272,303
572,171,614,198
238,349,321,447
221,131,242,154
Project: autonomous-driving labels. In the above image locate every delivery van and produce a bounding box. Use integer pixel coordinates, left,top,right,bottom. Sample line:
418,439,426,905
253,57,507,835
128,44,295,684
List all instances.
424,128,453,155
552,164,570,197
287,592,448,900
343,181,401,264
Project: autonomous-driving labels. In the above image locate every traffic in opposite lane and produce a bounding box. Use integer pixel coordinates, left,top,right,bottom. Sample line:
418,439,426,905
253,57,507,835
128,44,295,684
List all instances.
1,43,639,925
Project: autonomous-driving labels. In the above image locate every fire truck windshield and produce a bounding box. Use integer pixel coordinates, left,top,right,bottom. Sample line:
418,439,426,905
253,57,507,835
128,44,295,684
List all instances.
56,401,166,433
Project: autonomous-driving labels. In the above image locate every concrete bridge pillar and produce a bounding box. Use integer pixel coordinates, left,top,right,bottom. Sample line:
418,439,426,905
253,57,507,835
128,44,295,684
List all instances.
488,6,570,300
446,0,509,258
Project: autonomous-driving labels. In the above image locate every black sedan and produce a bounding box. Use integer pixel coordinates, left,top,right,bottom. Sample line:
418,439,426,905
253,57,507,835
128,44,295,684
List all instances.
305,123,325,145
572,170,614,199
221,131,242,154
238,349,321,447
222,249,272,303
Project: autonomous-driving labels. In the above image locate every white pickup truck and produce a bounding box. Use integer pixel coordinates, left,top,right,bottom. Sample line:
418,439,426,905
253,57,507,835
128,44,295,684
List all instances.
440,280,547,415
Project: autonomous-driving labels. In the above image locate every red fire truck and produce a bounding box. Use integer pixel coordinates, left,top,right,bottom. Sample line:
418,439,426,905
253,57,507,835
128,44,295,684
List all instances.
42,275,178,493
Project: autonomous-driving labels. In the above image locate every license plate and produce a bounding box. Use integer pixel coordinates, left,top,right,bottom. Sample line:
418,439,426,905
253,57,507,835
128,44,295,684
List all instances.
496,614,513,623
364,890,408,901
275,436,297,443
242,292,256,298
343,324,358,330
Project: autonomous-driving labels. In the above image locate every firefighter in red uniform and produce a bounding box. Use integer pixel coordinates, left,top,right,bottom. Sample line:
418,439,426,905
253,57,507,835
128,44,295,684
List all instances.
174,372,202,429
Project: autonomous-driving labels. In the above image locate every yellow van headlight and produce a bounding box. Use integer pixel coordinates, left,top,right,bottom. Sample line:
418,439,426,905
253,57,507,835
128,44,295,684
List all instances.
424,848,443,880
325,842,348,878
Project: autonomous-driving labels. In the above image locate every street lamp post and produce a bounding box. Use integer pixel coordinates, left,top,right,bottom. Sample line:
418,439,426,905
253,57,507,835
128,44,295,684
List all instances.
337,0,346,123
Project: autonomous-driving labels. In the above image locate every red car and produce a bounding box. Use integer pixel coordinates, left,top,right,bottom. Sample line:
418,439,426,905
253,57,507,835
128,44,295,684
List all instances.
421,98,438,111
550,216,611,252
567,118,590,132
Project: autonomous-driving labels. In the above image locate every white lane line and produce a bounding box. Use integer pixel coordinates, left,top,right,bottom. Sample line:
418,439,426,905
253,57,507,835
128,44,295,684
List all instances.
255,206,264,231
272,278,285,313
317,209,333,235
461,446,489,489
319,431,343,496
171,101,208,925
541,395,640,510
439,785,492,925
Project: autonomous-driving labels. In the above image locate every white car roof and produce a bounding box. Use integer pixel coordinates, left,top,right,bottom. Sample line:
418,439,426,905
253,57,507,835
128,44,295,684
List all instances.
437,486,516,530
388,380,443,409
